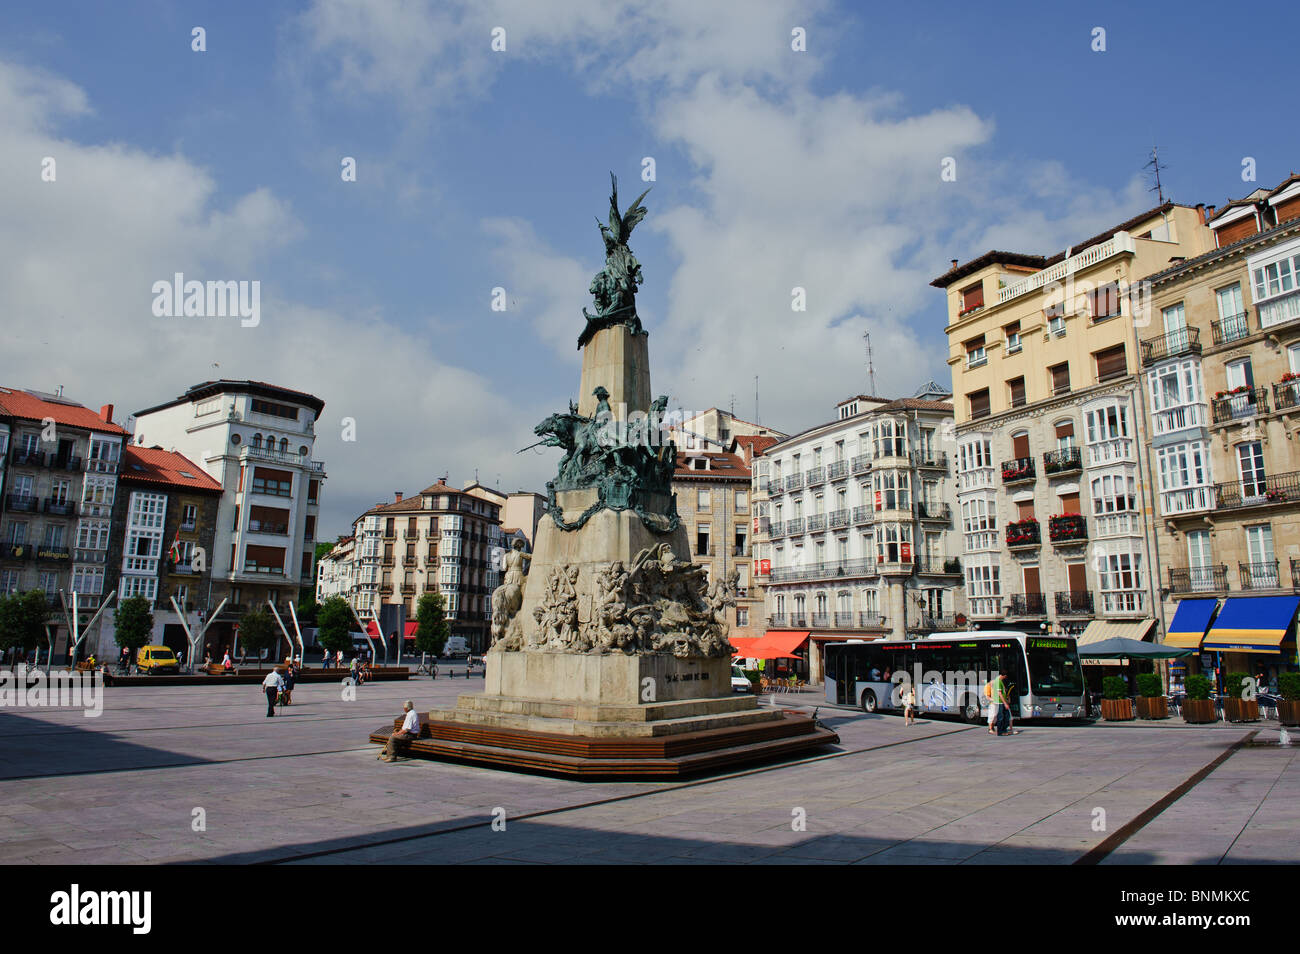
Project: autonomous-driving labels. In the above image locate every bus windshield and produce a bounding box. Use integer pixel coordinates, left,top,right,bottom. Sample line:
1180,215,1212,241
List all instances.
1026,641,1084,696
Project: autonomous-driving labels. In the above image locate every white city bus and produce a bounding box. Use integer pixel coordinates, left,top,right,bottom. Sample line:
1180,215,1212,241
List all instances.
823,631,1086,722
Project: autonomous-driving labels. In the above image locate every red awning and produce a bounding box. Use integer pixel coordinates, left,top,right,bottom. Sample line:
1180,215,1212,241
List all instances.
404,621,418,638
365,621,379,636
747,631,810,659
729,636,762,657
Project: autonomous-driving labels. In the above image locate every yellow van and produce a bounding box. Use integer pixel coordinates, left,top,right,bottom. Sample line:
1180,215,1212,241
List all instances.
136,645,180,674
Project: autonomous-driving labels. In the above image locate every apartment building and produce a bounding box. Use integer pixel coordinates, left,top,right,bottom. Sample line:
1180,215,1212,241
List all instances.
672,449,759,639
101,446,222,656
934,203,1214,640
760,386,966,681
316,535,355,604
351,481,503,652
0,388,129,655
130,380,326,654
1138,175,1300,682
463,481,546,546
670,408,783,452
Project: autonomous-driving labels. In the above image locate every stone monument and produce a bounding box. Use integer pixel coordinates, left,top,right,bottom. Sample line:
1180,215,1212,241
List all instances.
371,175,837,776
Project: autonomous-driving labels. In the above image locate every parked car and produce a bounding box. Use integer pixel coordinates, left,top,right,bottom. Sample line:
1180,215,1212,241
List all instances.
731,665,752,693
442,637,471,659
136,645,180,674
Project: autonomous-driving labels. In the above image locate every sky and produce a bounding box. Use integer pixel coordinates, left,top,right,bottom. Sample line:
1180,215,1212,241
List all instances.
3,0,1299,539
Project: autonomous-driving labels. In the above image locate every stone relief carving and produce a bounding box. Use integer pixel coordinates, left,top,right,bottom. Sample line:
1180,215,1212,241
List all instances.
492,543,737,659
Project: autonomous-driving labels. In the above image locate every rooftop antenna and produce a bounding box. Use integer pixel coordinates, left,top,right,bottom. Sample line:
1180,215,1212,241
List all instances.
864,332,878,396
1145,146,1167,204
729,394,735,418
754,375,760,424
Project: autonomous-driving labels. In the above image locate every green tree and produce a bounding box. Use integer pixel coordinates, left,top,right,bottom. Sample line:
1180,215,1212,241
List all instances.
414,592,450,657
0,590,51,662
237,609,279,663
316,596,353,657
113,595,154,660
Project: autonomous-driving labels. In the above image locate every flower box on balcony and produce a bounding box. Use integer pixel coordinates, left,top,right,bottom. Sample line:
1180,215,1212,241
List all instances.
1001,464,1033,482
1048,513,1087,542
1282,372,1300,384
1213,385,1252,400
1265,489,1289,503
1005,519,1040,547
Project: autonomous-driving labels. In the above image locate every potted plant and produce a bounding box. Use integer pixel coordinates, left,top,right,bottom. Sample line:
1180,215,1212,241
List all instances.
1278,672,1300,726
1182,673,1216,723
1135,672,1168,719
1223,671,1259,722
1100,675,1135,721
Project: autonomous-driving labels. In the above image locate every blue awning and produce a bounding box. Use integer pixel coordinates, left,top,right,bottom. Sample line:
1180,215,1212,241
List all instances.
1165,598,1218,650
1203,596,1299,654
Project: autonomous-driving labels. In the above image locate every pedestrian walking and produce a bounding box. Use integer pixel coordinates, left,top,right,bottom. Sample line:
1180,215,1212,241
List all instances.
379,699,420,762
282,662,296,705
995,673,1016,736
985,675,999,735
222,651,233,672
262,668,285,717
349,656,359,686
903,684,916,726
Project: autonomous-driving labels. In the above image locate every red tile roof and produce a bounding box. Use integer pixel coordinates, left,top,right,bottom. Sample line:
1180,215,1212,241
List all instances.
732,434,779,460
0,387,130,436
673,451,752,481
120,446,223,493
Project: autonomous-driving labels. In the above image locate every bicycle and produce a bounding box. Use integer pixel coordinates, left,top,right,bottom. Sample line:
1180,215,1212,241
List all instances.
417,658,438,678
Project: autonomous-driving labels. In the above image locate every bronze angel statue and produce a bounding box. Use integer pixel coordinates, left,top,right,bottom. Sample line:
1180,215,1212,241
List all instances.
579,173,651,348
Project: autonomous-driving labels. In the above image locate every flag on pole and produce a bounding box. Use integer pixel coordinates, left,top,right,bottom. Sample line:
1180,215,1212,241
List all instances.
169,527,182,562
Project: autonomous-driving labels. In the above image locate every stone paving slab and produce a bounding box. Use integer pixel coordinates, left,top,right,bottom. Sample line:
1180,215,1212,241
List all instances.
0,680,1293,864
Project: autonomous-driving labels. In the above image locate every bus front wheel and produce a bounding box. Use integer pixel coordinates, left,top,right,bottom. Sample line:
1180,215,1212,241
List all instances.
860,689,878,713
962,696,982,724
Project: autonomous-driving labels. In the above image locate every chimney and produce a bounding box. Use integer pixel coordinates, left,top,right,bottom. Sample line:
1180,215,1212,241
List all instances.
950,259,958,269
99,404,114,423
394,491,403,502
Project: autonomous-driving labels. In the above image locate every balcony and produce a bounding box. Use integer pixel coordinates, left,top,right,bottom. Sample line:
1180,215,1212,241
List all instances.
810,613,830,627
877,558,916,576
1055,591,1094,616
1168,565,1228,594
827,460,849,480
1211,387,1268,424
1213,470,1300,510
784,474,804,492
806,513,826,532
858,613,887,629
0,542,34,560
5,494,37,512
851,505,873,525
768,559,876,584
917,557,962,576
997,231,1135,305
768,614,788,628
247,520,288,535
913,451,949,471
789,615,807,627
1043,446,1082,476
1240,561,1282,591
1005,519,1040,549
1211,311,1252,345
805,466,826,486
1048,513,1087,545
785,517,805,535
401,583,416,595
851,454,872,475
43,498,77,516
766,521,784,538
1007,593,1047,617
1274,379,1300,412
1001,457,1035,485
917,502,951,524
84,456,119,474
832,612,855,627
828,509,849,529
1140,327,1202,367
53,455,82,472
923,614,958,631
239,445,323,470
12,448,45,467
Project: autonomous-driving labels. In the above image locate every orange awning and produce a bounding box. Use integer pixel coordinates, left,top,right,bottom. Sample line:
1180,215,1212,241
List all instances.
748,630,810,659
729,637,763,657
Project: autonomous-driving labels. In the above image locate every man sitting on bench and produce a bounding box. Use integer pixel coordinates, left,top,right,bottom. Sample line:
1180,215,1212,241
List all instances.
379,699,419,762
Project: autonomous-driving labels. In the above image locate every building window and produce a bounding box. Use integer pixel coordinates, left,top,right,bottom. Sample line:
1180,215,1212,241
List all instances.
1147,358,1206,435
1089,282,1121,321
1008,376,1027,408
1049,362,1070,395
736,607,749,627
1097,547,1144,614
1250,248,1300,328
696,488,710,512
696,525,711,557
1004,321,1022,354
1215,283,1248,341
966,557,1001,617
1094,344,1128,383
1157,441,1213,515
1084,401,1133,465
965,336,987,369
968,389,991,420
960,282,985,315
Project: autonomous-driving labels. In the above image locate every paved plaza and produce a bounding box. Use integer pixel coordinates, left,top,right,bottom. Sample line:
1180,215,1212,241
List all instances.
0,674,1295,865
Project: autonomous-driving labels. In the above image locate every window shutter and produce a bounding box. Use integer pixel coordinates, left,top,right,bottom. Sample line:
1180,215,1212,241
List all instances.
1051,363,1071,392
1060,492,1081,514
1009,377,1026,406
1012,433,1030,459
969,389,991,419
1055,421,1075,439
1095,344,1128,381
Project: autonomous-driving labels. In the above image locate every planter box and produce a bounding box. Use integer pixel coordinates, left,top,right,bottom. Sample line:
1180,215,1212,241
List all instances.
1224,698,1259,723
1182,698,1217,724
1279,700,1300,726
1136,696,1168,720
1100,698,1135,721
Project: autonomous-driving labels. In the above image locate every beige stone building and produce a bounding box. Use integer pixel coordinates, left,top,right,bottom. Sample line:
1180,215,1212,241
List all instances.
1139,174,1300,683
934,203,1214,639
672,448,760,639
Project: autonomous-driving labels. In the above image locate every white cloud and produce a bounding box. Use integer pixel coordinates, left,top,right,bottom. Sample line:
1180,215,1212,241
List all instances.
0,61,552,536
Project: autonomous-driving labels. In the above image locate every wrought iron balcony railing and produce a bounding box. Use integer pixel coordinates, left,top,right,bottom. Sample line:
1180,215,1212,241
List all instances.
1001,457,1036,484
1211,387,1268,424
851,454,873,474
827,460,849,480
1007,593,1047,616
1048,513,1088,544
1240,561,1281,590
1140,326,1202,366
1168,565,1228,593
1211,311,1251,345
1043,446,1082,475
1005,518,1040,548
1213,470,1300,509
1054,591,1094,616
